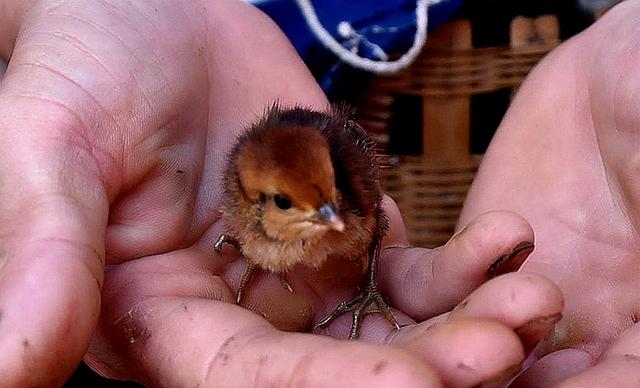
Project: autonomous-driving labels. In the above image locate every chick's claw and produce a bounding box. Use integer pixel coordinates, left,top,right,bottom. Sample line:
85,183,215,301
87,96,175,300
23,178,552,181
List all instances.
236,260,257,305
214,234,240,254
315,284,400,340
279,273,294,294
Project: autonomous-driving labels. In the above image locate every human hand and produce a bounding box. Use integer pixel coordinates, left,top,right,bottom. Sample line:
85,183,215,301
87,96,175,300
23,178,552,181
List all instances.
459,1,640,385
0,0,562,386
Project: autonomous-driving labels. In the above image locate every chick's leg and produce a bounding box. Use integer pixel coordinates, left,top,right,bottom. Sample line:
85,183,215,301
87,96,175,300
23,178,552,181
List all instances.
215,234,257,305
215,235,294,304
315,241,400,340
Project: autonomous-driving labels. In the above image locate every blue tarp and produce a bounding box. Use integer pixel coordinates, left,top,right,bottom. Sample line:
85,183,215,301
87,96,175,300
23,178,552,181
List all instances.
252,0,463,95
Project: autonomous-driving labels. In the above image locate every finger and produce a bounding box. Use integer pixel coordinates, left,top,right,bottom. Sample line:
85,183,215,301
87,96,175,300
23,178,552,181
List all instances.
336,271,563,350
0,122,107,384
510,349,594,387
87,263,443,387
551,356,640,388
551,322,640,387
0,2,116,381
391,318,525,387
449,272,564,352
381,194,411,247
313,272,561,386
379,210,535,320
517,321,640,387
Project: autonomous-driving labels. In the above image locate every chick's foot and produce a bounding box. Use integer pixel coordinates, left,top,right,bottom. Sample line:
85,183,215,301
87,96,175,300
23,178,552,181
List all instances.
215,234,256,305
315,283,400,340
214,234,240,252
215,235,295,304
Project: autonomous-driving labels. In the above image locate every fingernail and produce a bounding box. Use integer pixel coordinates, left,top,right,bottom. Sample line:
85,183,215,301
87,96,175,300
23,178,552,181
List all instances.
515,313,563,352
487,241,534,278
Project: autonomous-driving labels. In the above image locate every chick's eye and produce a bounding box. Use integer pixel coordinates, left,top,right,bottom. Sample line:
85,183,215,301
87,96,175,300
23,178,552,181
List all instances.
273,194,292,210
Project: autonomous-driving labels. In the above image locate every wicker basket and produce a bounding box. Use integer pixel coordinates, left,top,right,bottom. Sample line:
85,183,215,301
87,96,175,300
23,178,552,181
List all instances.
359,18,560,248
380,155,481,247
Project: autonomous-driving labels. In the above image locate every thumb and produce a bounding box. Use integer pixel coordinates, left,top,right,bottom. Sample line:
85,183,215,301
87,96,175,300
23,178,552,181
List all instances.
0,109,109,385
0,104,108,385
0,19,108,388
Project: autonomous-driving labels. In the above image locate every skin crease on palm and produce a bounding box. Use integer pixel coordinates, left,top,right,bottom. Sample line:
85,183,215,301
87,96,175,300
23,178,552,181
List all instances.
19,0,640,386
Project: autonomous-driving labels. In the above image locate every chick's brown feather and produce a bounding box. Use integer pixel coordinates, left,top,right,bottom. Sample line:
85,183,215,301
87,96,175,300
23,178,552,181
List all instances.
221,104,387,273
236,126,335,208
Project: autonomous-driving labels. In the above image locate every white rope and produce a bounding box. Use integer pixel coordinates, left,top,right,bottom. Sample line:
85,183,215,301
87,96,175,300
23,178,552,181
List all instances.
295,0,442,74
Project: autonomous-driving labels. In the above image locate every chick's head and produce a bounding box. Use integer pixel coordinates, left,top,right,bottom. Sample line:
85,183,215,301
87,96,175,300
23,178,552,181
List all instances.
236,126,345,242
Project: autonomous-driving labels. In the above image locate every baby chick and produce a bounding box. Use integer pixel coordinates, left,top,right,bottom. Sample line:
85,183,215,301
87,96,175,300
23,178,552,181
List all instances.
215,104,399,339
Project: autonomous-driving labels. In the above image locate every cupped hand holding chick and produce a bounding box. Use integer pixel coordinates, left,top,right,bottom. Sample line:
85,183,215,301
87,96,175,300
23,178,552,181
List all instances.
0,0,564,386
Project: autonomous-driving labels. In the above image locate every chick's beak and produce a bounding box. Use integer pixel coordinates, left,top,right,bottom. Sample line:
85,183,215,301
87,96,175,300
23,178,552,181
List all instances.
318,202,345,232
